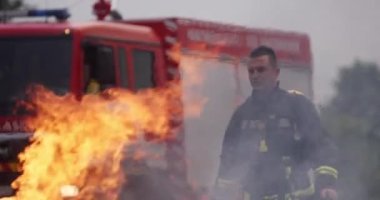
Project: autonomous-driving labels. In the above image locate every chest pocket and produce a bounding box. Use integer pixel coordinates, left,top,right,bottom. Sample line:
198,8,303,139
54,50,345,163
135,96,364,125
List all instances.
239,119,262,153
266,116,297,156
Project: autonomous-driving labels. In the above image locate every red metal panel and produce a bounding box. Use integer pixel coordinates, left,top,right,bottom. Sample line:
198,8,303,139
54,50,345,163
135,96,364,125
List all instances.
0,23,72,36
0,22,161,45
174,18,312,66
124,17,312,68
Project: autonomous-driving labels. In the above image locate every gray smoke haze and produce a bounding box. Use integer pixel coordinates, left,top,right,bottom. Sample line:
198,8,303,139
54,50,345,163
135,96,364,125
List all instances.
25,0,380,105
320,61,380,200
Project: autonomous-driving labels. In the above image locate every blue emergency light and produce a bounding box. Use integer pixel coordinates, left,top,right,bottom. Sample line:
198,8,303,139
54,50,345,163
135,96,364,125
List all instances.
0,8,70,21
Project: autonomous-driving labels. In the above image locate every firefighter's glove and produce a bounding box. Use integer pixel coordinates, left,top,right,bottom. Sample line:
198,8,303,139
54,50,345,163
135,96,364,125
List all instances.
315,166,338,200
315,166,338,188
320,188,338,200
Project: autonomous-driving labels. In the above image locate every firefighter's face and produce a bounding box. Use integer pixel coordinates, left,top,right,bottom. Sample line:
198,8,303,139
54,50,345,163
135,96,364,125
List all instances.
247,55,279,90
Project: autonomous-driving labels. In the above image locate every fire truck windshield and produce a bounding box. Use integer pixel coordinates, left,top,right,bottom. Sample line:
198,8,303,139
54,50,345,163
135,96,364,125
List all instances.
0,36,72,115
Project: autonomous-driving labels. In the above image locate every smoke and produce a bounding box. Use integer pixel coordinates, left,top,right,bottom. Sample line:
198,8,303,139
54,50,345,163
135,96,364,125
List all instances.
320,61,380,200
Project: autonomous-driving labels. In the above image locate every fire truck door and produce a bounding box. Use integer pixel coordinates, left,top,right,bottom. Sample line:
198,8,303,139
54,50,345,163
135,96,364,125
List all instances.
82,42,117,93
129,48,157,90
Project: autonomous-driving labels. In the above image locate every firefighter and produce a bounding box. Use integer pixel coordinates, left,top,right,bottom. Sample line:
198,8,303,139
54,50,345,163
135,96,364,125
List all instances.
86,78,101,94
214,46,338,200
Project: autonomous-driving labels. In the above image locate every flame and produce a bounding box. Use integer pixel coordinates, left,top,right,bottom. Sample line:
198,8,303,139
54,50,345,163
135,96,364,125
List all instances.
1,43,222,200
168,43,225,118
11,86,182,200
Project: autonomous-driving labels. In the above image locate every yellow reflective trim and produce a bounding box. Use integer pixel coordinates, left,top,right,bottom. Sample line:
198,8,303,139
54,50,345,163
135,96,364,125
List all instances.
292,169,315,199
315,166,338,179
216,178,238,188
259,139,268,152
317,170,338,179
288,89,304,96
315,166,338,174
292,183,315,198
263,194,278,200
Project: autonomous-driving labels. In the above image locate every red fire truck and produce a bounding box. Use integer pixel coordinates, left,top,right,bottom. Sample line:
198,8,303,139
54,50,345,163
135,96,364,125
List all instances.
0,7,313,198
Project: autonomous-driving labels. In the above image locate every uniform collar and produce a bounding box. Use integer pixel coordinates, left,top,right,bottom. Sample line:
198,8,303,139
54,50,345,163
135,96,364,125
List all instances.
250,85,280,103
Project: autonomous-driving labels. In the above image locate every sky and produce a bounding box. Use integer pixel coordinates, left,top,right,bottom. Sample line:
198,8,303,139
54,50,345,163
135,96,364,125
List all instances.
25,0,380,104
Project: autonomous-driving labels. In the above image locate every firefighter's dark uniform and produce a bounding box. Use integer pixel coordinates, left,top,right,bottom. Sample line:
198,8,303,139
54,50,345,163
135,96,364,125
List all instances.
216,86,338,200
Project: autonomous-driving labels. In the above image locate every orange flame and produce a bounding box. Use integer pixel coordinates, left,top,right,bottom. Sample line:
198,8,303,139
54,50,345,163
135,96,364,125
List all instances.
11,85,182,200
2,42,224,200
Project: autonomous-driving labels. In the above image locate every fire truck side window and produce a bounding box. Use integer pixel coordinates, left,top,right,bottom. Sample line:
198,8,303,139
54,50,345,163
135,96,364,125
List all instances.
96,46,116,88
132,49,155,89
118,47,128,88
83,44,116,93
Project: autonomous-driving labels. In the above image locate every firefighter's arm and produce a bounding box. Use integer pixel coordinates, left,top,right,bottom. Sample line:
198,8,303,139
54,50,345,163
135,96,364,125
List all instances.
214,109,242,199
291,92,338,196
217,108,240,181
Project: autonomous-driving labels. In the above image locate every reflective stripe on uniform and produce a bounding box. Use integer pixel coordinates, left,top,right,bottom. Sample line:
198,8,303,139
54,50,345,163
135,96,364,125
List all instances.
291,168,315,199
263,194,278,200
216,178,239,188
315,165,338,179
243,193,279,200
291,183,315,199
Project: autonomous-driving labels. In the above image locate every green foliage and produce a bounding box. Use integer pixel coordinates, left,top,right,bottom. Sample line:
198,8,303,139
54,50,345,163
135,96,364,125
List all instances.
321,60,380,200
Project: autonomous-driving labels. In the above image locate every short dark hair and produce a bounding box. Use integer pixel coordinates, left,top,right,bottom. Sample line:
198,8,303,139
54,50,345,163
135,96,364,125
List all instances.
249,45,277,67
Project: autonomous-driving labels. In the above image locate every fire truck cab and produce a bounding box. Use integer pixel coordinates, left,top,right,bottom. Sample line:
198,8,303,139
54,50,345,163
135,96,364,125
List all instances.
0,8,313,198
0,9,170,197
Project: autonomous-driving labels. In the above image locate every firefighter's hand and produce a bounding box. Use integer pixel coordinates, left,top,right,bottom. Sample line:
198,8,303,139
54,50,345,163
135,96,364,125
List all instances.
320,188,338,200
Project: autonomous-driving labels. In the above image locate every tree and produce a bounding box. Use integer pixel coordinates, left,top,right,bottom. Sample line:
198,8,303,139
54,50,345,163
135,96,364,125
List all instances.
321,60,380,200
